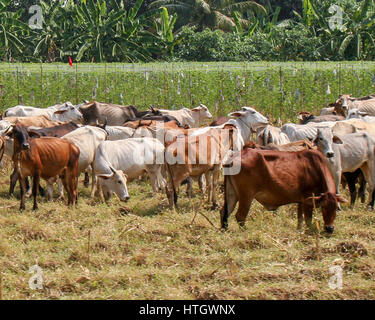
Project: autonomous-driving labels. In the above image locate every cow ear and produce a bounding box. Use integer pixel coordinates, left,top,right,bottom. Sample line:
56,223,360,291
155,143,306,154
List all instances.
228,111,244,118
191,107,201,112
54,110,67,115
333,136,343,144
359,111,369,116
336,195,348,203
28,131,41,138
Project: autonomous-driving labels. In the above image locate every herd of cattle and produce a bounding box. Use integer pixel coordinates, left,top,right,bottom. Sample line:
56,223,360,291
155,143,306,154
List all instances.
1,94,375,234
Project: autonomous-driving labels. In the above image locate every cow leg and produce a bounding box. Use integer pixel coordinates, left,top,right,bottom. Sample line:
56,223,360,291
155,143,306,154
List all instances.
297,204,304,230
19,172,26,211
302,204,314,230
210,168,220,210
84,171,90,188
358,171,366,203
360,162,375,210
205,171,212,203
25,177,33,198
235,197,253,228
9,168,18,197
46,179,54,201
220,176,238,229
198,174,206,193
343,172,357,209
333,170,342,211
32,171,40,211
185,177,193,198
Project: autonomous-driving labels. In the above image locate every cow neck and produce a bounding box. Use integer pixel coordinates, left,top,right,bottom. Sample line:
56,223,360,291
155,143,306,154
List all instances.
235,117,252,143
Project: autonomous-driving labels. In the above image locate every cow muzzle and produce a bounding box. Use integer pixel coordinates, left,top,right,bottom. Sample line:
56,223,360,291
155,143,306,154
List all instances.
325,225,334,233
22,143,30,150
121,196,130,202
326,152,334,158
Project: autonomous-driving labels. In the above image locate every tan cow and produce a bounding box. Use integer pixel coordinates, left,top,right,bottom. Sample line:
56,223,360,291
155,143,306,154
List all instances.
4,115,63,128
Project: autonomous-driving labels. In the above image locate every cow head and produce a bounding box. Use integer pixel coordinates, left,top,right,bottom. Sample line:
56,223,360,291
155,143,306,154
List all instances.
53,103,83,122
97,166,130,202
313,128,343,159
305,193,347,233
228,106,268,132
192,104,213,120
9,125,30,152
346,108,369,119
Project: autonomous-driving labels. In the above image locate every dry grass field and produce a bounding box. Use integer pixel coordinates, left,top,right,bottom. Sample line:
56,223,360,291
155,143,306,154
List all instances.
0,159,374,300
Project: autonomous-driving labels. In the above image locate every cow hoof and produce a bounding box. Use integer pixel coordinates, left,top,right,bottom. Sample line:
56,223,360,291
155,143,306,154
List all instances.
32,206,38,211
210,204,217,210
367,205,374,211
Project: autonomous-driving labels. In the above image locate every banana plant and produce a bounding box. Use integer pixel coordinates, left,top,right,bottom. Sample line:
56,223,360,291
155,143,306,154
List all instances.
153,6,180,55
0,0,29,60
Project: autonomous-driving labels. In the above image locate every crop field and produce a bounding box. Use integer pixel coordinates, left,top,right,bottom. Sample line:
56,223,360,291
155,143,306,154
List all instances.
1,61,375,123
0,62,375,300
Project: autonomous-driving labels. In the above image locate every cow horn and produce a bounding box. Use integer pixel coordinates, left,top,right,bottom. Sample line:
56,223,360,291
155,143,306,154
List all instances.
109,166,116,175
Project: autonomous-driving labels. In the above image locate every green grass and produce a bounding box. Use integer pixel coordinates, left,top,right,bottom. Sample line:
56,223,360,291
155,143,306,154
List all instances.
0,160,374,300
1,61,375,123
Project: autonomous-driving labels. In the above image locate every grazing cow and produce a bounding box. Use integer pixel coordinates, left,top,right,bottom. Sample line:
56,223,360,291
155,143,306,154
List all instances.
256,125,290,146
221,148,346,233
298,111,344,124
165,127,235,209
333,94,375,117
282,122,335,142
9,125,79,210
4,102,83,123
155,104,213,128
313,128,375,209
4,115,63,128
79,101,155,126
92,138,166,201
59,126,107,199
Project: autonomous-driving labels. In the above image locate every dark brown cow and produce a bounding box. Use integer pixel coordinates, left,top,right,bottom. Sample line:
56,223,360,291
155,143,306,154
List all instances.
10,125,80,210
27,122,81,138
221,148,346,233
79,101,160,126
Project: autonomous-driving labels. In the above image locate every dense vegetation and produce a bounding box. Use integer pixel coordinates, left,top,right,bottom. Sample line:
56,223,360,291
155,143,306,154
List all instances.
1,0,375,62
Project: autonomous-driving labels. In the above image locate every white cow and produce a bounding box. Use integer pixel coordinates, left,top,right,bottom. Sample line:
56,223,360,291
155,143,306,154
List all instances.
4,102,83,123
282,122,336,142
346,109,375,123
157,104,212,128
256,125,290,146
48,126,108,199
93,138,166,201
314,128,375,209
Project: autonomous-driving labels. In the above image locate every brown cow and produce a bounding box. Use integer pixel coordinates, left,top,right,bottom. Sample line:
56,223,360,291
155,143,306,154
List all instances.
220,148,346,233
165,127,235,209
297,111,344,124
9,125,80,210
4,115,63,128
